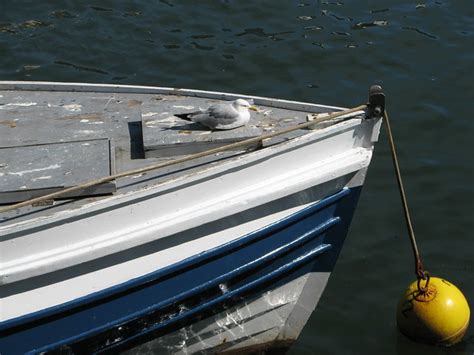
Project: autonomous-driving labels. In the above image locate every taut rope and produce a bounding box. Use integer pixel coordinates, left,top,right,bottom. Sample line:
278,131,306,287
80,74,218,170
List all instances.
383,110,429,288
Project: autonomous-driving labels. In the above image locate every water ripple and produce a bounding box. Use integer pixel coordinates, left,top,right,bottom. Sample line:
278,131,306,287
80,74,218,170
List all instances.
1,3,473,352
90,6,113,12
402,26,437,39
352,21,388,30
54,61,109,75
51,10,76,19
190,42,214,51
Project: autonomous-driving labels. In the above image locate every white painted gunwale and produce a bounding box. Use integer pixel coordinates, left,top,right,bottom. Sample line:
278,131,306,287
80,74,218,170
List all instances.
0,116,366,233
0,80,347,113
1,137,372,285
0,83,382,329
0,82,376,289
1,196,331,321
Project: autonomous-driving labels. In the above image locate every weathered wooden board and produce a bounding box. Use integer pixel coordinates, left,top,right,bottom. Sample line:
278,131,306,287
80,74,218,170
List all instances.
0,138,115,204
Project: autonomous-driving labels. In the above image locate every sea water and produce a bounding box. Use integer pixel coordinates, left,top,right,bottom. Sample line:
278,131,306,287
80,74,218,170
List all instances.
1,1,472,354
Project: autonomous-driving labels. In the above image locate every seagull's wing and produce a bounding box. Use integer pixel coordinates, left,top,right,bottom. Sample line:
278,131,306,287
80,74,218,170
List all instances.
191,103,240,129
207,104,239,121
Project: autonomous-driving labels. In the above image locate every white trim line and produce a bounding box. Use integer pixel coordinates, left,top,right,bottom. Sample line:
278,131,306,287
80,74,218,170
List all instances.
0,80,346,113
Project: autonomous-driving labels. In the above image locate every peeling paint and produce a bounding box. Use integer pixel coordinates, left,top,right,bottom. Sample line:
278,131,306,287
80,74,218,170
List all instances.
142,112,159,118
7,164,61,177
195,131,211,135
0,102,37,109
62,104,82,112
145,116,180,127
31,176,52,182
173,105,195,110
160,116,180,123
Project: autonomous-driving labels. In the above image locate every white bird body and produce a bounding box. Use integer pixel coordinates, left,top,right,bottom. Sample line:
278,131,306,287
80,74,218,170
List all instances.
176,99,256,130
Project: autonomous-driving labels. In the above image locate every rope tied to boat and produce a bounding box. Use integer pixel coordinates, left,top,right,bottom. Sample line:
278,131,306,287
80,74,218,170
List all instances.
386,88,471,346
367,85,430,291
0,103,367,214
382,108,429,292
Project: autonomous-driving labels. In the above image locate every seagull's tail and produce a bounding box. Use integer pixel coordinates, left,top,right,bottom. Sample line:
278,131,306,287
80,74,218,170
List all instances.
174,113,193,121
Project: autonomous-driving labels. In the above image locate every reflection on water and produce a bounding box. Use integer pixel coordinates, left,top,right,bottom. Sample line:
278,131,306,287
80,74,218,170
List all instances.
1,1,473,354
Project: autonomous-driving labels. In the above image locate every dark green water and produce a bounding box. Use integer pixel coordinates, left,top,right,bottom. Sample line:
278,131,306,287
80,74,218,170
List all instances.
1,1,473,354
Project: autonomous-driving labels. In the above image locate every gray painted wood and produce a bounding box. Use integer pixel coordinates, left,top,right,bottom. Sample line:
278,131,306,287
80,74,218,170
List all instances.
142,110,263,158
0,139,115,203
0,82,358,217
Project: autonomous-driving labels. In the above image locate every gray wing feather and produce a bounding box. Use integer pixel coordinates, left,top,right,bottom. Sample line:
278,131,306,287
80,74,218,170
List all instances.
189,103,239,129
207,104,239,121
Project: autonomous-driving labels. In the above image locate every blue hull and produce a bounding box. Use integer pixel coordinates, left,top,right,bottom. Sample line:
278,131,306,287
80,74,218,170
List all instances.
0,187,361,354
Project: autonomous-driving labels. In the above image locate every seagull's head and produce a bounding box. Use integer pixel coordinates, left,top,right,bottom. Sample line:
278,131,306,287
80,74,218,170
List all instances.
233,99,258,112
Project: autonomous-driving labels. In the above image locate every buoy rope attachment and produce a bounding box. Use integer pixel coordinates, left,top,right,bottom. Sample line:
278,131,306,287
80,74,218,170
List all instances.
383,109,429,291
417,272,431,293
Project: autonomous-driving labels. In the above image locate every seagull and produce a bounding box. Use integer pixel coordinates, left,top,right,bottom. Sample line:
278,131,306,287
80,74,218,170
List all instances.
175,99,257,130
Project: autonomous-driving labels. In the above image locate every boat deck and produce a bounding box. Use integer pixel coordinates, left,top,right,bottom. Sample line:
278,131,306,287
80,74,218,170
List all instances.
0,83,354,223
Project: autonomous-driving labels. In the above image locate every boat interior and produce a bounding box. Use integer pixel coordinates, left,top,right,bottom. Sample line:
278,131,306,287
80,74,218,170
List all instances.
0,83,359,223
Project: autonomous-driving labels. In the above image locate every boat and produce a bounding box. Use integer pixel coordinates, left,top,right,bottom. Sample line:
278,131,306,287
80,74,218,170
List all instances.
0,81,384,354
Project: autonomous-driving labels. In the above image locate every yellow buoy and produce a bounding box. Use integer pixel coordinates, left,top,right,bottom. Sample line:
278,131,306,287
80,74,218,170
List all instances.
397,277,470,346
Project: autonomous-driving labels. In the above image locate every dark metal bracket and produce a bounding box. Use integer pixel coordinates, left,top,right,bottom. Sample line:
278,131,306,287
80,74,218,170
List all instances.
368,85,385,118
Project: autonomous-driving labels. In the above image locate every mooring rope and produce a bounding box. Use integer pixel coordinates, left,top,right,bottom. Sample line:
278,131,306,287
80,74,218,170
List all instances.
383,110,429,288
0,104,367,214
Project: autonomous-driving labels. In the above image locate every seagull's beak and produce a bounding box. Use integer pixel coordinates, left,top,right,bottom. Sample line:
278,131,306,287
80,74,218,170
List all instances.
248,105,258,112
